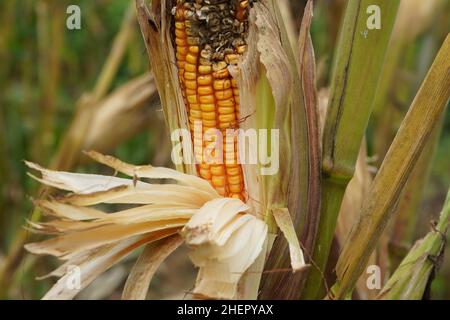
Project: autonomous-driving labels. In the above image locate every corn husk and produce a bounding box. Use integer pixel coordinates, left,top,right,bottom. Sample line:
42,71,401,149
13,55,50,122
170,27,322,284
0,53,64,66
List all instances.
182,198,268,299
25,152,269,299
134,0,310,299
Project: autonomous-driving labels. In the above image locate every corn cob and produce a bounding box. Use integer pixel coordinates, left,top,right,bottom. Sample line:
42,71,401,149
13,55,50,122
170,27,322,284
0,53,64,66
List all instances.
173,0,251,201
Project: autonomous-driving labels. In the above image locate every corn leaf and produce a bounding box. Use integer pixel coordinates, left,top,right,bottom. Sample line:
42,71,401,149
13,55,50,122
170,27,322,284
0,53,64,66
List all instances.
333,34,450,299
378,189,450,300
122,235,183,300
303,0,400,299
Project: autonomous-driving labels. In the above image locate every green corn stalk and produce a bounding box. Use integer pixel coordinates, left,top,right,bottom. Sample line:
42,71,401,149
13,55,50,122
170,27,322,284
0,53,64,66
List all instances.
333,34,450,299
303,0,400,299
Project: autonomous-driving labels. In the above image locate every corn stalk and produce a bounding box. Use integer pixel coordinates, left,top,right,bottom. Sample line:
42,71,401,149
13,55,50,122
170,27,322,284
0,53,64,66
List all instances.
333,34,450,299
303,0,400,298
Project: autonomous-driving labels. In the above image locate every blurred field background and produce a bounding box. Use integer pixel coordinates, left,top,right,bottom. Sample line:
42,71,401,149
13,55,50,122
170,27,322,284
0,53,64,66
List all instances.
0,0,449,299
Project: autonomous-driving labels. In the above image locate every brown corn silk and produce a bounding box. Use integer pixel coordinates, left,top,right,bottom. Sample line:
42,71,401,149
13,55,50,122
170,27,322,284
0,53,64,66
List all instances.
173,0,251,201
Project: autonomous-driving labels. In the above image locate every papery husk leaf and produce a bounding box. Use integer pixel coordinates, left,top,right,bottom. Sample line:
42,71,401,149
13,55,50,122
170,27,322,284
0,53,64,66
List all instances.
297,0,321,256
135,0,195,175
182,198,267,299
33,200,106,221
25,220,184,258
190,217,267,299
33,202,194,233
25,161,144,194
259,0,314,299
272,208,307,272
85,150,217,196
42,235,160,300
25,151,226,300
83,74,159,154
122,234,184,300
26,160,215,207
182,198,249,246
56,185,210,207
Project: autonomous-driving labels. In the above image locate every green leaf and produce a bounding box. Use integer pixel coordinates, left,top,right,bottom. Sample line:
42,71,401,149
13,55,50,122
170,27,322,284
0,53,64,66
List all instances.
303,0,400,299
378,189,450,300
333,34,450,299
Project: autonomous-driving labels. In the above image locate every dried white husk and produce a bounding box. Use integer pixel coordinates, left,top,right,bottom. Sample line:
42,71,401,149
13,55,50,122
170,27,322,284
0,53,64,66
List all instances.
26,151,268,299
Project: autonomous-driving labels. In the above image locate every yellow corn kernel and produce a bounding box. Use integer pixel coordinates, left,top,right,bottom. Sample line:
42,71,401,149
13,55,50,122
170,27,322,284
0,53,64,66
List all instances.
175,29,185,38
236,45,246,54
198,86,213,95
219,114,236,123
212,176,226,187
185,80,197,90
184,72,196,80
213,69,229,79
189,46,199,53
217,99,234,107
200,104,216,112
226,166,241,176
186,88,196,96
186,53,197,64
225,54,240,64
198,65,212,74
199,169,212,179
213,61,227,71
199,95,215,104
177,46,188,55
190,109,202,119
202,111,216,120
175,38,187,46
229,184,243,193
215,89,233,100
176,53,186,62
198,75,213,85
184,63,196,72
210,165,225,176
214,79,231,90
215,187,226,196
227,175,242,185
218,107,234,114
187,95,198,104
175,22,185,30
202,120,217,128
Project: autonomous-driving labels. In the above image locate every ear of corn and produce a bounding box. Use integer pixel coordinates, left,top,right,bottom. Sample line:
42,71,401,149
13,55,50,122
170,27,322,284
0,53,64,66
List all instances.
169,0,311,298
172,0,249,201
